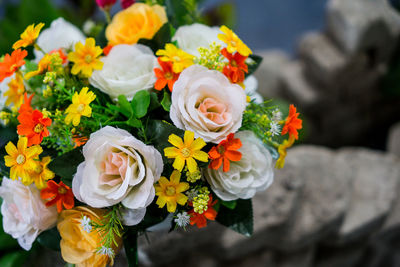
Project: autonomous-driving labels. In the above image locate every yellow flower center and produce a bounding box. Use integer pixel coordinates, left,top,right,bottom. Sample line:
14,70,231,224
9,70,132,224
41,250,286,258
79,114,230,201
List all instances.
231,60,237,67
164,72,173,80
16,154,26,165
34,164,43,174
84,54,93,64
230,40,237,47
77,104,85,113
58,187,67,195
34,123,44,133
173,56,181,62
217,146,226,155
181,148,191,158
166,186,176,196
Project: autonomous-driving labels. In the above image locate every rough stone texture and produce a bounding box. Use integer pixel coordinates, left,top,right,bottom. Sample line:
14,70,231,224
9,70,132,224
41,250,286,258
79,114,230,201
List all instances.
387,122,400,158
329,148,400,245
315,243,367,267
274,247,315,267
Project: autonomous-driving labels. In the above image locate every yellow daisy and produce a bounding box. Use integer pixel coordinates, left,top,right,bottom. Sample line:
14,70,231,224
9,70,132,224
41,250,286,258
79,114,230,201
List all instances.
156,43,194,73
164,131,208,173
13,23,45,50
24,53,63,80
155,170,189,213
68,38,103,77
65,87,96,126
218,25,252,57
4,73,25,108
29,156,55,189
4,137,43,184
275,136,295,169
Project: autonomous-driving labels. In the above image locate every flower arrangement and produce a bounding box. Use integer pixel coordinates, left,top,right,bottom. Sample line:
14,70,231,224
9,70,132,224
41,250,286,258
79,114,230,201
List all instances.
0,1,302,266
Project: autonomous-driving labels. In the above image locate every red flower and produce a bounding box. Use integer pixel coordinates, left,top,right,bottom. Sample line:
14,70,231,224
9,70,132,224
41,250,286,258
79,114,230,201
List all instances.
208,133,242,172
154,58,179,92
95,0,116,9
40,180,74,213
17,109,51,146
121,0,135,9
221,48,248,84
0,49,27,82
18,93,33,114
103,44,114,56
281,104,302,140
188,195,218,228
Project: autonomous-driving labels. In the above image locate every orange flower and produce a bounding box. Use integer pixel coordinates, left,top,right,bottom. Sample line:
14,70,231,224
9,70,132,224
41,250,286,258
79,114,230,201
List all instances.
17,109,51,146
103,44,114,56
41,180,74,213
221,48,248,84
208,133,242,172
154,58,179,92
188,195,218,228
0,49,27,82
72,135,88,148
281,104,302,140
49,48,68,64
19,93,33,114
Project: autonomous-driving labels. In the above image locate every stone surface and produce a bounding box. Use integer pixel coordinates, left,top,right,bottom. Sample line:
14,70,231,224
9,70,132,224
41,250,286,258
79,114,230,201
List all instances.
387,122,400,158
274,247,315,267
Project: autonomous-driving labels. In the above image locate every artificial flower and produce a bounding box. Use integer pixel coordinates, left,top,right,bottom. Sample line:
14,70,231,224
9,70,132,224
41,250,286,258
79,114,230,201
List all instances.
17,109,52,146
106,3,167,45
49,48,68,64
4,137,42,184
41,180,74,213
12,23,44,50
188,195,218,228
275,135,296,169
0,178,57,250
19,93,33,114
244,75,263,104
34,18,86,61
72,126,163,225
164,130,208,173
89,44,157,101
121,0,135,9
58,206,121,267
218,25,252,57
0,49,27,82
68,37,103,77
221,47,248,84
103,44,113,56
281,104,303,140
25,52,63,80
29,156,55,189
204,131,274,201
155,170,189,213
4,73,25,108
170,65,246,143
208,133,242,172
154,58,179,92
96,0,116,9
172,23,222,57
64,87,96,126
156,43,194,73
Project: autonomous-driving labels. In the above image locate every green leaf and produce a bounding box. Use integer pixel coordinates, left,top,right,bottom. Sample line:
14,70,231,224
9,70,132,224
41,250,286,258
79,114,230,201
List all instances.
127,116,142,128
165,0,198,28
220,200,237,210
216,199,253,236
146,120,184,154
117,95,133,118
247,54,263,76
123,229,138,267
160,90,172,112
37,227,61,251
137,23,174,53
148,91,161,112
48,148,84,186
0,251,29,267
131,90,151,118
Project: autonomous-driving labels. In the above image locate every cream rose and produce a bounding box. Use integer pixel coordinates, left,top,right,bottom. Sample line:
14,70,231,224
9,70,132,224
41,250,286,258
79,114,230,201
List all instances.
172,23,222,57
170,64,246,143
34,18,86,60
89,44,158,101
244,75,263,104
72,126,163,225
204,131,274,201
0,177,58,250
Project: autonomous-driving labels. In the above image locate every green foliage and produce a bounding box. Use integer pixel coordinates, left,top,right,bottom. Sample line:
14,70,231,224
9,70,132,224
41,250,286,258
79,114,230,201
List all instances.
36,227,61,251
131,90,151,118
123,229,138,267
0,251,29,267
216,199,253,236
247,54,263,76
48,148,84,186
164,0,200,28
160,90,172,111
138,23,174,53
0,125,18,178
220,199,237,210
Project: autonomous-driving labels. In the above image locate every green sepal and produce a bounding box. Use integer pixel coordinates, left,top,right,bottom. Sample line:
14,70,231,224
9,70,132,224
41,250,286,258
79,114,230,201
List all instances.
216,199,253,237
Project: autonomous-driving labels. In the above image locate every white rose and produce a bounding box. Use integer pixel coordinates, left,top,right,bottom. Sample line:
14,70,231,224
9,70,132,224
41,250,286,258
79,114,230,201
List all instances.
0,177,58,250
89,44,158,101
172,23,222,57
0,76,12,111
34,18,86,60
72,126,163,225
204,131,274,201
244,75,263,104
170,64,246,143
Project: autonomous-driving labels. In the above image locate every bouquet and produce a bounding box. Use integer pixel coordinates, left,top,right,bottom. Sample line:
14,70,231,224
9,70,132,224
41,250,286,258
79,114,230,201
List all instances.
0,0,302,266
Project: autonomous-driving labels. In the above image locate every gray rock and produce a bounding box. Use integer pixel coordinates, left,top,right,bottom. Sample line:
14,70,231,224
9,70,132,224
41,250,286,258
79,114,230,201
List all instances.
387,122,400,158
224,249,276,267
274,247,315,267
315,244,366,267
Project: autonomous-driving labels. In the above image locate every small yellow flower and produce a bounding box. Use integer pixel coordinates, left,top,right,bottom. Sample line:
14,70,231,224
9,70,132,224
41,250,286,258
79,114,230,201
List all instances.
41,108,51,118
155,170,189,213
4,73,25,108
156,43,194,73
218,25,252,57
29,156,55,189
65,87,96,126
4,137,43,184
68,38,103,77
164,131,208,173
13,23,45,50
275,136,295,169
25,53,63,80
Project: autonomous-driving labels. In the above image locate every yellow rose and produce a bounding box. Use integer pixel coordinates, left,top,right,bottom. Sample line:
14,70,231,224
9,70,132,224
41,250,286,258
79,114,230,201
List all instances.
106,3,167,45
57,206,121,267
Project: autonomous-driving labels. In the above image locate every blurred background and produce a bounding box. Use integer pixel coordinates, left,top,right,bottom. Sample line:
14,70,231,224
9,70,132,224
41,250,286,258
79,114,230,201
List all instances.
0,0,400,266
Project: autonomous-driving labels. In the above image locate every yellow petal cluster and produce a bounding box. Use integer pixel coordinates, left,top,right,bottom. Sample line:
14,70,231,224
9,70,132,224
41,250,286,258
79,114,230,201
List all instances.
218,25,252,57
30,156,55,189
156,43,194,73
4,73,25,108
13,23,45,50
65,87,96,126
68,38,103,77
155,170,189,213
